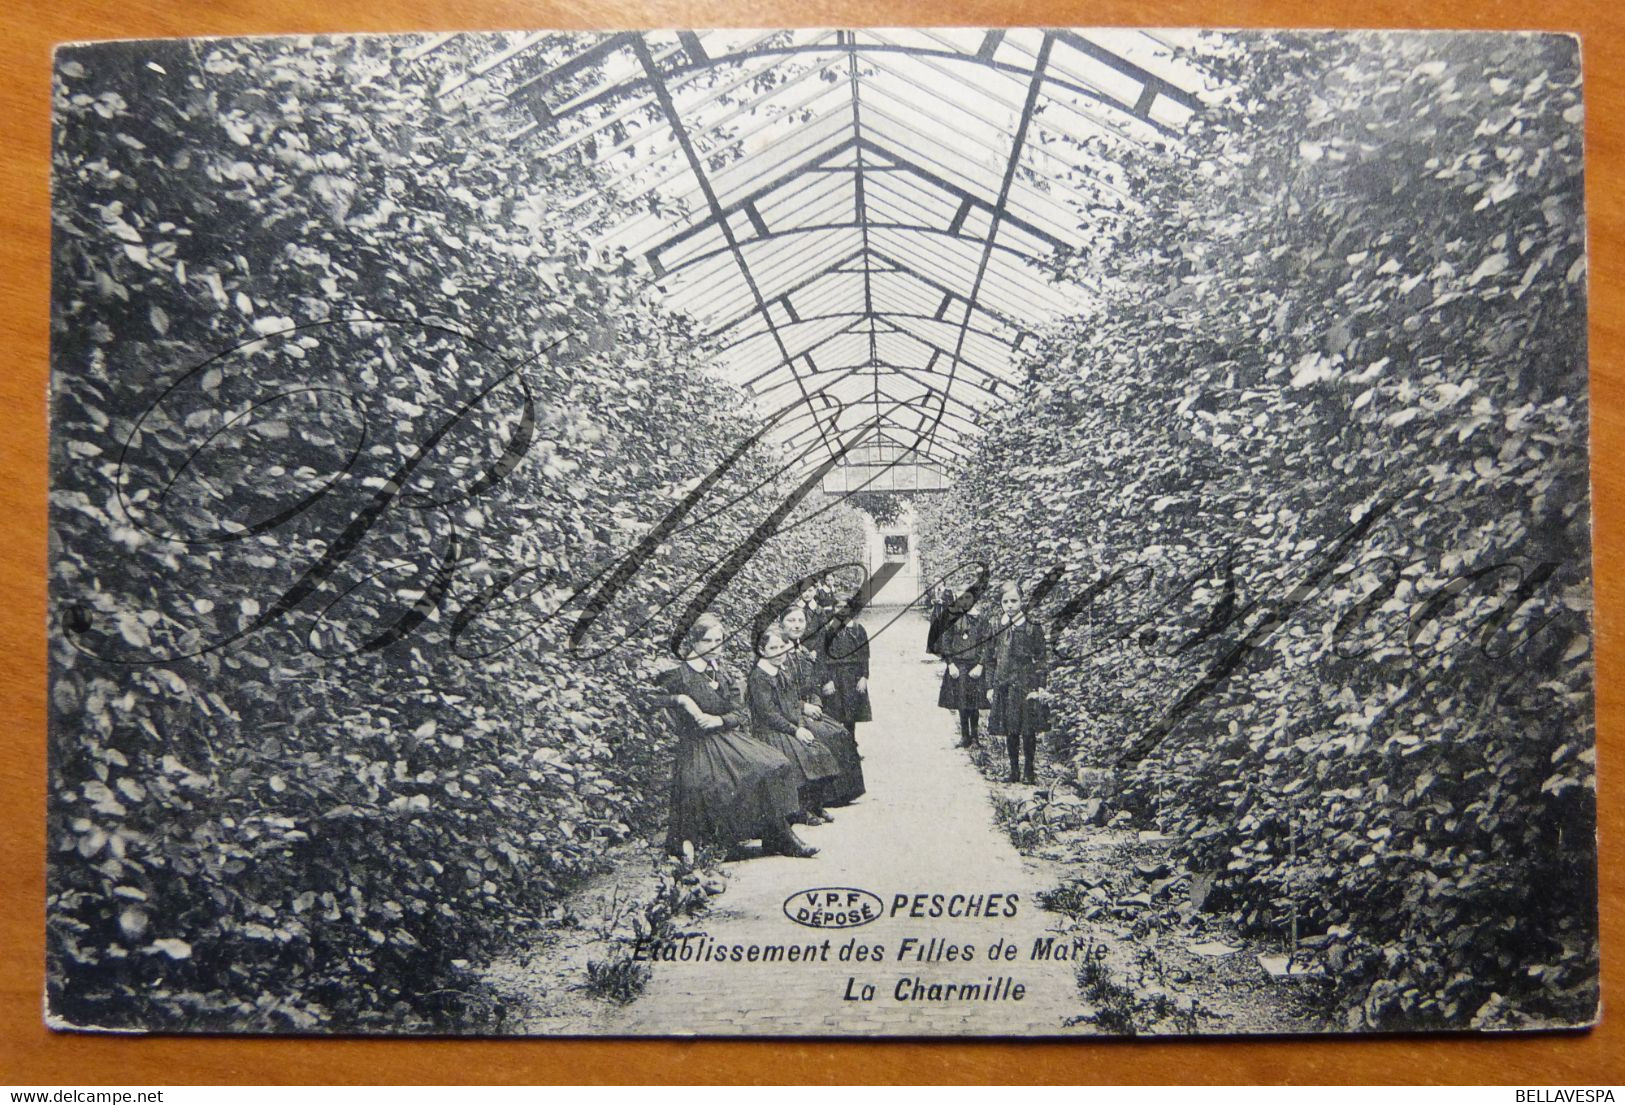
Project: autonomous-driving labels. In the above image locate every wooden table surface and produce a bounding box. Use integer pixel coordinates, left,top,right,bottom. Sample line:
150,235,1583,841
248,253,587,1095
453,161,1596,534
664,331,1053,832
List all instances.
3,0,1621,1086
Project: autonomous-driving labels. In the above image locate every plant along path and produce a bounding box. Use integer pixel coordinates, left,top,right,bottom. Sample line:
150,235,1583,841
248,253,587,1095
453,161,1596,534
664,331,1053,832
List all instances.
608,609,1091,1037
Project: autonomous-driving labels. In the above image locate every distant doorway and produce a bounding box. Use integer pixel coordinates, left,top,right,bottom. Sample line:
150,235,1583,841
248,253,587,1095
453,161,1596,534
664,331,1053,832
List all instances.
867,517,921,607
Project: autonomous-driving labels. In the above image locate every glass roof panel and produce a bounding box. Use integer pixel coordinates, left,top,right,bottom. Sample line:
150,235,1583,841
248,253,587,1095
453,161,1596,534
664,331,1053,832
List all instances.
466,26,1211,468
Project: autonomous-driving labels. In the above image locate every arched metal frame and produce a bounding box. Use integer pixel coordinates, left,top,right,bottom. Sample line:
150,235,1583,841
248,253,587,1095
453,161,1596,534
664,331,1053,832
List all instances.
428,28,1208,475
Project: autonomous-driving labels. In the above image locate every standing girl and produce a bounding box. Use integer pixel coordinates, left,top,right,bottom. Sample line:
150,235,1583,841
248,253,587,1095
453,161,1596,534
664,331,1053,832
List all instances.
936,593,990,748
655,613,815,858
819,595,873,743
747,622,840,825
986,582,1048,784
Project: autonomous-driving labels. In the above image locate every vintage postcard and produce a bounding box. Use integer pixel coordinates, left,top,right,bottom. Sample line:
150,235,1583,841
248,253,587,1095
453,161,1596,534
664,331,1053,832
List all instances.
46,28,1597,1036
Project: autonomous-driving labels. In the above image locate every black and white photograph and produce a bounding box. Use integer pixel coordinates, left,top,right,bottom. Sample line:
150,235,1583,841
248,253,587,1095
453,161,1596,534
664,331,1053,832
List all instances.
45,26,1597,1037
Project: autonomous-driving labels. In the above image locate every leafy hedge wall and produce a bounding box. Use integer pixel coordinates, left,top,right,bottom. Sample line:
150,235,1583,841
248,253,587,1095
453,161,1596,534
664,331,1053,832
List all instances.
917,32,1596,1029
49,35,864,1031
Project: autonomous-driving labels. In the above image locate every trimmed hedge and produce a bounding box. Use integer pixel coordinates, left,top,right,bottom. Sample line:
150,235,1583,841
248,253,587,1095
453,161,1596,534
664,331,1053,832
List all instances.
49,34,864,1031
915,32,1596,1029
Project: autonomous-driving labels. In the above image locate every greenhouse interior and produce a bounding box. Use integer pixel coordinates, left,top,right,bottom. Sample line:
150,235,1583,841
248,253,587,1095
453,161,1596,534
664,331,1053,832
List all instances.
46,27,1598,1037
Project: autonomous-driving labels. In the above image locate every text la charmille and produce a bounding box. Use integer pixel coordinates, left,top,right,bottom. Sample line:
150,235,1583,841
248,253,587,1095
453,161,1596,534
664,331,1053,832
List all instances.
843,976,1026,1003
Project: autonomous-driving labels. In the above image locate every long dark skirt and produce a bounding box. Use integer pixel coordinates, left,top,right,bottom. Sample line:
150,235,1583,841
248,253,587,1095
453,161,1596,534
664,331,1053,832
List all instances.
753,725,840,790
807,716,865,805
937,668,987,711
666,730,801,855
988,684,1047,737
823,669,872,725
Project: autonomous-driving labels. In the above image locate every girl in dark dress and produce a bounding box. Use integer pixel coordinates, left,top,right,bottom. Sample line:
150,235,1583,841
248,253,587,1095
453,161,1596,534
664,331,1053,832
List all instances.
986,581,1049,784
656,614,815,859
819,599,873,735
937,595,990,748
781,604,865,806
746,622,840,824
